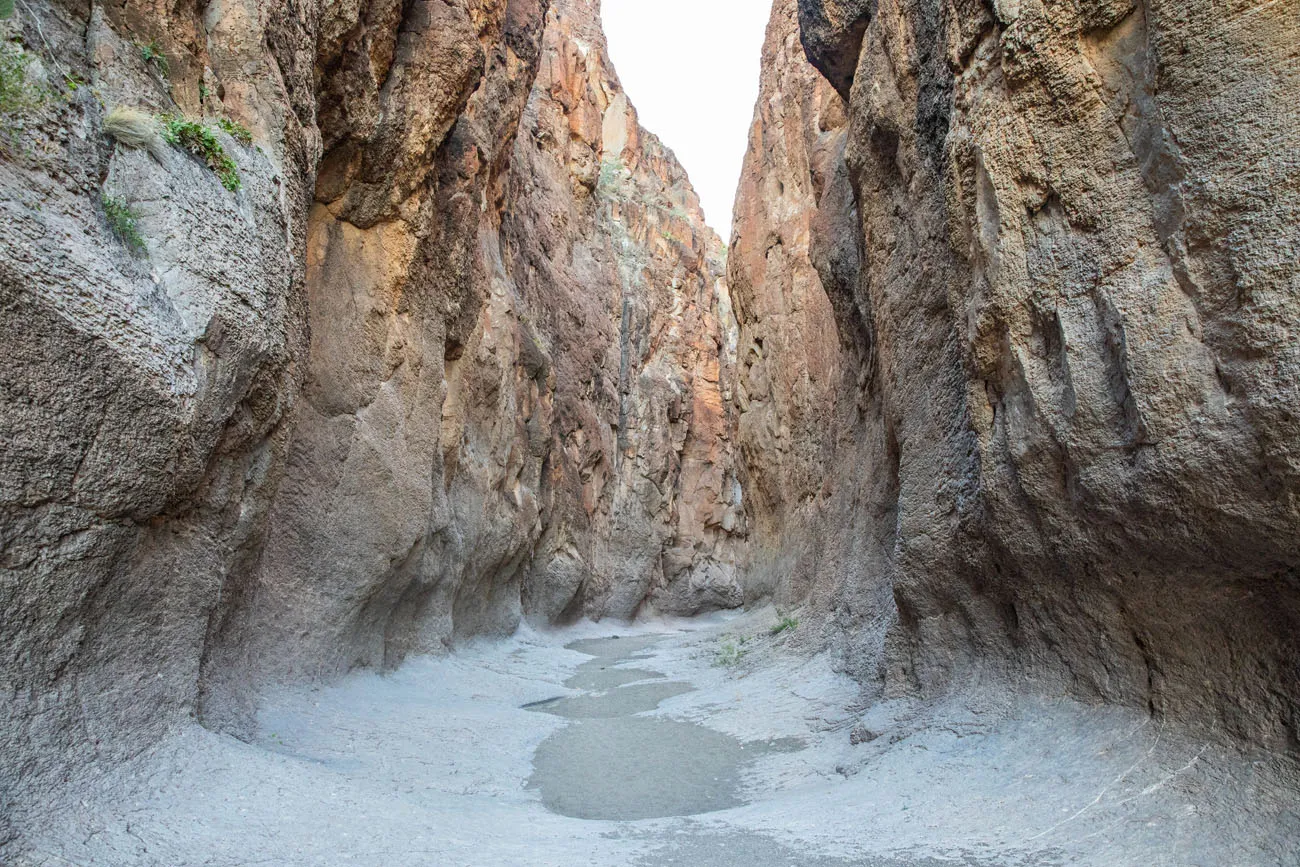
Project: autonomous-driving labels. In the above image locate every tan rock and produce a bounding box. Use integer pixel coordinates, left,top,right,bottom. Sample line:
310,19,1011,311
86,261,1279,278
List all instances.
505,0,743,621
0,0,741,843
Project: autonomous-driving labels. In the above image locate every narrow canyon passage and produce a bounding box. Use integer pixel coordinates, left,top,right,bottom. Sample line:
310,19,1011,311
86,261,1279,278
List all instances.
24,610,1295,866
2,0,1298,860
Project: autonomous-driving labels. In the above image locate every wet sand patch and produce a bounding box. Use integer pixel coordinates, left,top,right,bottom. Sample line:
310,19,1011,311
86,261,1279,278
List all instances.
566,661,666,690
527,681,695,718
529,716,800,820
528,630,804,819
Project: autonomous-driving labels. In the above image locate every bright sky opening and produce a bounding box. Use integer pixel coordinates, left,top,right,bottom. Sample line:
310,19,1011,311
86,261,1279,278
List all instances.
601,0,771,236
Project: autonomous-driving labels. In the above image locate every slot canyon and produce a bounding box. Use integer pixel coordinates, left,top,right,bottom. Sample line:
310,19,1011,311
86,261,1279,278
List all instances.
0,0,1297,863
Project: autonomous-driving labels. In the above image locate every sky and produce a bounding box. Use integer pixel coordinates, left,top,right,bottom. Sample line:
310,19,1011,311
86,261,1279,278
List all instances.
601,0,772,236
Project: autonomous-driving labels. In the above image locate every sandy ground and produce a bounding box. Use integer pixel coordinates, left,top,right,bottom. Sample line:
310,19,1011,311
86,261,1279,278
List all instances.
13,609,1299,866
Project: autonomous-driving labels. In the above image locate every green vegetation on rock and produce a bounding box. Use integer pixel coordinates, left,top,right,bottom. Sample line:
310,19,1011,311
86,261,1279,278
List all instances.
101,193,145,254
771,615,799,636
162,116,240,191
217,116,252,146
137,39,168,77
714,636,748,667
0,37,42,116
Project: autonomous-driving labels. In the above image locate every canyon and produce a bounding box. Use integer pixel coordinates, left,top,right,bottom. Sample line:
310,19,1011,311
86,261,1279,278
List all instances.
0,0,1297,862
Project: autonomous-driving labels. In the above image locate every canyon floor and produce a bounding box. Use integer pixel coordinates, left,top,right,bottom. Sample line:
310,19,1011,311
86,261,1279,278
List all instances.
19,611,1297,867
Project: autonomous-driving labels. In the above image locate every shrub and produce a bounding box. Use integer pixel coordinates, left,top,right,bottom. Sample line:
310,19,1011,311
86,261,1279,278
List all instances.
161,116,239,191
714,636,748,667
597,159,620,190
771,616,799,636
217,116,252,146
101,193,145,253
137,39,168,77
103,106,166,161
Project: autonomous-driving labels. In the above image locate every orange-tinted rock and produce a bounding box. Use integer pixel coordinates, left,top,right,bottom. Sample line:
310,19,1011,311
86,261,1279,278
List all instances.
0,0,740,837
505,0,743,620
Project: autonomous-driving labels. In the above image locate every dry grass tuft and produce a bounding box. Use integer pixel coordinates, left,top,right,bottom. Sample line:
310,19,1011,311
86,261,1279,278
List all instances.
103,106,166,162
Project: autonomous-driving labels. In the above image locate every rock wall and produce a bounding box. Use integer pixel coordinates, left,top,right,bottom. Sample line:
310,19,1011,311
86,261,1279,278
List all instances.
0,0,319,836
199,0,557,707
729,0,896,676
0,0,738,841
502,0,742,625
737,0,1300,744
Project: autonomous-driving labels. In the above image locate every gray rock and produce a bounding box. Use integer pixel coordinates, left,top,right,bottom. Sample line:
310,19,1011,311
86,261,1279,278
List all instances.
739,0,1300,749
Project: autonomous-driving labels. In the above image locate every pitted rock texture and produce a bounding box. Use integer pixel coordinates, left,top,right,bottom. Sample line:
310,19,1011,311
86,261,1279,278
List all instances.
1,0,315,839
0,0,737,846
742,0,1300,743
503,0,742,624
729,0,896,679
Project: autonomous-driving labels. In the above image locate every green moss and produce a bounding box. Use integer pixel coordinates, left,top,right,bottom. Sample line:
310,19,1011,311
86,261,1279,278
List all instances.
101,193,145,254
217,116,252,146
161,116,240,192
0,37,46,150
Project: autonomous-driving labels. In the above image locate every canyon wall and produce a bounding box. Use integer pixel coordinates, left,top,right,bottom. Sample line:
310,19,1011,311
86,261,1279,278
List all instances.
501,0,742,625
0,0,737,839
729,0,897,676
4,0,1298,849
737,0,1300,744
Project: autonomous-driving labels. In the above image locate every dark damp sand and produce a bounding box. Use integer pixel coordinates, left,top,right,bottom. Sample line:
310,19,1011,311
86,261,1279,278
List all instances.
527,635,802,821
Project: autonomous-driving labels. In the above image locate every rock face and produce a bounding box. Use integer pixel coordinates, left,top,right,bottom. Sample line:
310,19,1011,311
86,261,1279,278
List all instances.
0,0,737,842
737,0,1300,745
0,0,318,835
201,0,558,701
501,0,743,625
729,0,898,678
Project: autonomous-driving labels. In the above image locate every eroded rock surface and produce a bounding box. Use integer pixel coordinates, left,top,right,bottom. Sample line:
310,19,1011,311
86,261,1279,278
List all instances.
738,0,1300,744
503,0,742,624
0,0,738,845
729,0,896,682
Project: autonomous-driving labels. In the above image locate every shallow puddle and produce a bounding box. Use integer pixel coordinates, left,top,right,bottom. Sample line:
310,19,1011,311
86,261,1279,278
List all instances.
529,680,695,718
526,632,803,820
566,661,666,690
531,715,756,819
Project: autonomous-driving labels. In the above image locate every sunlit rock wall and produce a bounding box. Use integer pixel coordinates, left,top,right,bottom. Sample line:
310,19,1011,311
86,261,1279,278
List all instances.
0,0,739,847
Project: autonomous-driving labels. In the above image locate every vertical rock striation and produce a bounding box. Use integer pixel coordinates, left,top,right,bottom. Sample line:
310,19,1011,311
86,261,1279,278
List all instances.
211,0,741,704
0,0,738,843
729,0,897,676
737,0,1300,744
201,0,557,706
503,0,742,625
